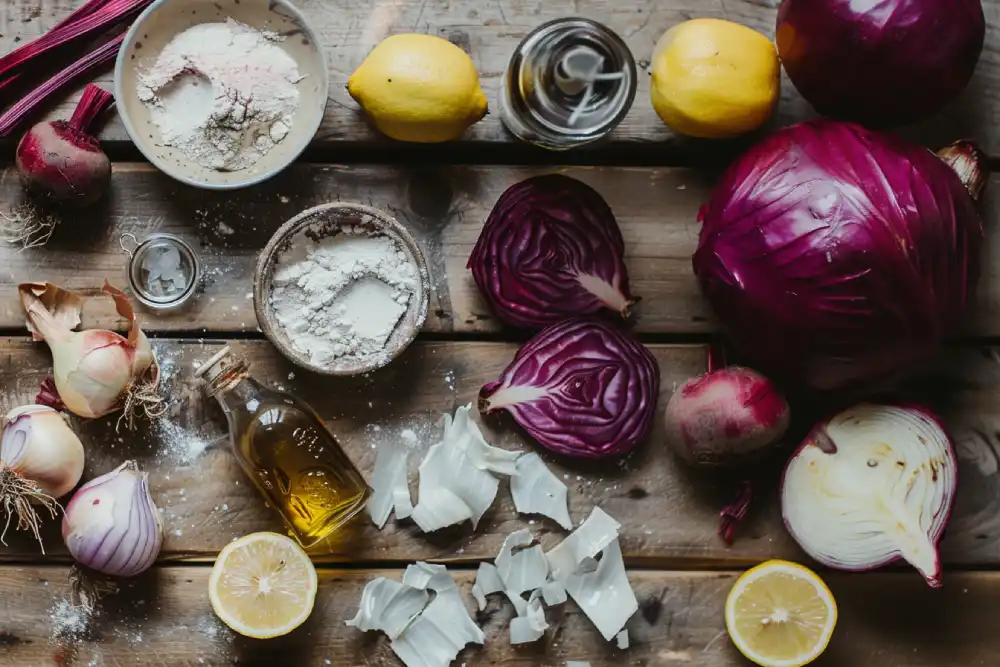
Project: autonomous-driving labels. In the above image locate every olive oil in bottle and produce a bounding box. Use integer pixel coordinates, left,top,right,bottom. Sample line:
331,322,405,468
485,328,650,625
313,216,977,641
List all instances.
196,346,371,548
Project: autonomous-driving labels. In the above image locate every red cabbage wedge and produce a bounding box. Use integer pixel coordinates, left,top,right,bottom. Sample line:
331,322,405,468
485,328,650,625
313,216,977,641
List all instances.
468,174,636,329
776,0,985,126
479,318,659,459
693,120,985,392
782,404,956,587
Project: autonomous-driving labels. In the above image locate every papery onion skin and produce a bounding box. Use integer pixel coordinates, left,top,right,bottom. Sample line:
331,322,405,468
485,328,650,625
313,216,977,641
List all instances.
0,405,84,498
479,318,659,459
693,120,985,392
62,460,163,577
468,175,636,328
776,0,985,127
20,281,158,420
664,367,789,467
781,404,956,588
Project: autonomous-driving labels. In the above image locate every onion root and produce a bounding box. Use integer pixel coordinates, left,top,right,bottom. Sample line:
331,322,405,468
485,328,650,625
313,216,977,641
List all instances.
0,464,58,552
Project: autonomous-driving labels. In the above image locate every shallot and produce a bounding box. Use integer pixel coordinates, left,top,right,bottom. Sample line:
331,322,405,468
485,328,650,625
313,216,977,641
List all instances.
20,281,162,427
63,460,163,577
0,405,85,548
781,404,957,587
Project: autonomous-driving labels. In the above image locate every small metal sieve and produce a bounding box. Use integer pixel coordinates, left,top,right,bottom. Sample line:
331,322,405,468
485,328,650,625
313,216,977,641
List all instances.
121,232,201,309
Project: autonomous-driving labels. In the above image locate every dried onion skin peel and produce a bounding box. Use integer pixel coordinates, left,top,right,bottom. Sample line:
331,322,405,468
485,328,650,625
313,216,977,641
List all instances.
781,404,956,587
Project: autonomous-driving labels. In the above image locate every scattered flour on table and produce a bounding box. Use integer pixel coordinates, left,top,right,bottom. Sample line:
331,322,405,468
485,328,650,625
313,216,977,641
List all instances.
137,18,304,172
151,342,214,465
269,227,419,367
50,598,91,640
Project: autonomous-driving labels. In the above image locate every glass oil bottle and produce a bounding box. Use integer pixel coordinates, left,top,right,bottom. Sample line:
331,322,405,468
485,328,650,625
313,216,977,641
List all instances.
196,346,371,548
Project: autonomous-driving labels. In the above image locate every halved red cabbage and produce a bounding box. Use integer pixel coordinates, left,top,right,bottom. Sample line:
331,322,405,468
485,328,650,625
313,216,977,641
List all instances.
468,175,636,329
479,318,659,459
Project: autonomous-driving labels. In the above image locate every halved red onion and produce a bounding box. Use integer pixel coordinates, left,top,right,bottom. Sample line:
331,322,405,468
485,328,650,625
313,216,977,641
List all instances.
781,404,956,587
468,175,636,328
479,318,660,459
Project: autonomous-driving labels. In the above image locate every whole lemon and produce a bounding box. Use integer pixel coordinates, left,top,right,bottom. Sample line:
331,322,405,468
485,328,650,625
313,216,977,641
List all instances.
650,19,779,139
348,34,489,143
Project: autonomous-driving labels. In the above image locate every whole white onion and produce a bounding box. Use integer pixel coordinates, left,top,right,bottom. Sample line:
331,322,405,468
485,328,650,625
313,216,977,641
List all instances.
1,405,84,499
781,403,956,587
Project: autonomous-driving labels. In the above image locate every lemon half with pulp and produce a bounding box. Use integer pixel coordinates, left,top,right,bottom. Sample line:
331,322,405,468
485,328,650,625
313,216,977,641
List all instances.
725,559,837,667
208,532,318,639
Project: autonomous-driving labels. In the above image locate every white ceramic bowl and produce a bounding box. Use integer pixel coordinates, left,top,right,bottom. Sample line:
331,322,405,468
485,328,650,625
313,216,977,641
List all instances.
114,0,329,190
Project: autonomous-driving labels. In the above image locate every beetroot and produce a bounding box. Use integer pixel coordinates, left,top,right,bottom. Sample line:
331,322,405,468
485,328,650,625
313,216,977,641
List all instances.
15,84,113,206
664,366,789,467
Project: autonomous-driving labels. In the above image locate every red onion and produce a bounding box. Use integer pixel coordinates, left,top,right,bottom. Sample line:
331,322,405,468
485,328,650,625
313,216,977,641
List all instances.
480,318,659,459
776,0,985,126
693,120,985,391
664,366,789,467
15,84,114,206
781,404,956,587
468,175,636,328
62,460,163,577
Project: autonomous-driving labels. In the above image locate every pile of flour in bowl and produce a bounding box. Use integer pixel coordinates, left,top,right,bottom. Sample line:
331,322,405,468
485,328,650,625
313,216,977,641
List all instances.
136,18,304,172
269,226,420,368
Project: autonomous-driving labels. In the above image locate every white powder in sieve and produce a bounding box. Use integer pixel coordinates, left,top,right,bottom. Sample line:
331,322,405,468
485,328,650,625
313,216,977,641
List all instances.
268,227,419,367
136,18,303,172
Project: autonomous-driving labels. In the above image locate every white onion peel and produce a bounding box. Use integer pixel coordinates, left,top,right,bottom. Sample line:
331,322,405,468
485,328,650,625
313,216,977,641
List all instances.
511,452,573,530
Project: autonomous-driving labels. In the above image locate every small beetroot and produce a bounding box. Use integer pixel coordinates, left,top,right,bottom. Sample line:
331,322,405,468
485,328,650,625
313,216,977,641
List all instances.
16,84,113,207
664,366,789,467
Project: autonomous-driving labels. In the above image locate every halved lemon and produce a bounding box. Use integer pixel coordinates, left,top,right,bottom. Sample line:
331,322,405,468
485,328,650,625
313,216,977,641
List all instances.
725,560,837,667
208,532,318,639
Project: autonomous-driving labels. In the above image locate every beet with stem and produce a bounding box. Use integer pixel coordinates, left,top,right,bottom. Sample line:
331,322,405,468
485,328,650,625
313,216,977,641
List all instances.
15,84,113,207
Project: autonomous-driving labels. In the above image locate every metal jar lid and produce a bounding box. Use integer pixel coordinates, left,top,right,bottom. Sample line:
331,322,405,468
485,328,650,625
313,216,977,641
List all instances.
498,18,637,150
121,232,200,309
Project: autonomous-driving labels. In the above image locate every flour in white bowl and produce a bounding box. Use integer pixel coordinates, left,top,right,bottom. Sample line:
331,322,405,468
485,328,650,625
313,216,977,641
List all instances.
136,18,304,172
269,227,420,367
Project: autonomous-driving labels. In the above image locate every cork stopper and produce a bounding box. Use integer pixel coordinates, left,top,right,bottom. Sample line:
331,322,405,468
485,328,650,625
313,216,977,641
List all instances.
194,345,236,387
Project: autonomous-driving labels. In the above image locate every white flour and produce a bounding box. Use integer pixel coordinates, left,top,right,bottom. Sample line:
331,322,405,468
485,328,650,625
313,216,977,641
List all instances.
137,18,303,172
269,228,419,367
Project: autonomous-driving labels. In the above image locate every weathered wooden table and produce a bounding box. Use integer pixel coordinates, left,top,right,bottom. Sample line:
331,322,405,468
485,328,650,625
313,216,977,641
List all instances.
2,1,1000,665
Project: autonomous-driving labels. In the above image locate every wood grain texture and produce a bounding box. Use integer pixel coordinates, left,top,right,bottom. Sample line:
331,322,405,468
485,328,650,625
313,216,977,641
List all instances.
1,0,998,156
0,163,999,337
2,337,1000,569
1,564,997,667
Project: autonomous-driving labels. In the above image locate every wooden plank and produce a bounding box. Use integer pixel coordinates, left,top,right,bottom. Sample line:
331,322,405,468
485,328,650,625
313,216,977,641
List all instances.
1,564,998,667
2,337,1000,568
2,0,999,155
1,163,999,337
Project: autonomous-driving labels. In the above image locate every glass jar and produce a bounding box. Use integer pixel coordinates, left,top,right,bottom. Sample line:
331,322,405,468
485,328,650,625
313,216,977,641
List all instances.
121,232,200,310
497,18,637,150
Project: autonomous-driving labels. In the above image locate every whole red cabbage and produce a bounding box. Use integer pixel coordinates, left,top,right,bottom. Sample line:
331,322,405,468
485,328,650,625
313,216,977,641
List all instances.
693,120,985,392
777,0,985,126
468,174,636,328
480,318,659,459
